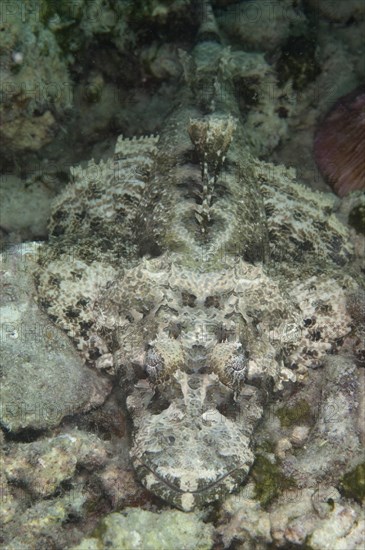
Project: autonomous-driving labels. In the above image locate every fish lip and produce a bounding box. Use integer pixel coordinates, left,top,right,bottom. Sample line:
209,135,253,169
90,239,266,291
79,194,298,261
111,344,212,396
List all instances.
134,458,243,495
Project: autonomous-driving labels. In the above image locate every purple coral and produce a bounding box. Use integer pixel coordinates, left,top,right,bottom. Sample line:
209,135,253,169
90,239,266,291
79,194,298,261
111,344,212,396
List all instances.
314,87,365,197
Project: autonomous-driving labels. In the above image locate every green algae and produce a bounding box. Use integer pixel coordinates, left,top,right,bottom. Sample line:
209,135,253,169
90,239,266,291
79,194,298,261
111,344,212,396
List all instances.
348,204,365,235
277,34,321,90
276,399,314,428
251,454,296,508
339,463,365,503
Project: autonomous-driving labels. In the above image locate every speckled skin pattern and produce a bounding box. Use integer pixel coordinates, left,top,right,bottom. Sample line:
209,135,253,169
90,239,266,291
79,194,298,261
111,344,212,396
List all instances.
35,4,361,511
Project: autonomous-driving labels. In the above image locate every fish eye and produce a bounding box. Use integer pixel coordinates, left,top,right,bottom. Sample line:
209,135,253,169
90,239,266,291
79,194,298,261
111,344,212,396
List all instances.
145,347,165,383
225,352,247,387
209,342,248,389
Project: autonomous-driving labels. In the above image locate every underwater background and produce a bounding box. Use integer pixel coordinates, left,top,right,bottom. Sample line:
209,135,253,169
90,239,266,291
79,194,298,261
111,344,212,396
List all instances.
0,1,364,549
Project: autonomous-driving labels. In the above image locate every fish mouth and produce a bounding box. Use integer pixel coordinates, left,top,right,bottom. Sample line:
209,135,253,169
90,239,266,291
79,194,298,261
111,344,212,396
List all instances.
133,459,249,511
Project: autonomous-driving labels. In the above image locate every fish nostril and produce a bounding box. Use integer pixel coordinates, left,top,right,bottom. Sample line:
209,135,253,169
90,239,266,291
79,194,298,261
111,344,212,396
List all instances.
187,376,201,390
181,291,197,307
204,295,220,308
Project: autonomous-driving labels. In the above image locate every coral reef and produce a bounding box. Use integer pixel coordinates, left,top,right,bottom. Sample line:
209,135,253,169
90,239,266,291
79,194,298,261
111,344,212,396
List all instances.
0,243,111,432
218,483,365,548
0,0,192,169
71,508,214,550
0,4,71,153
3,430,107,498
307,0,365,23
0,175,54,242
216,0,307,52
